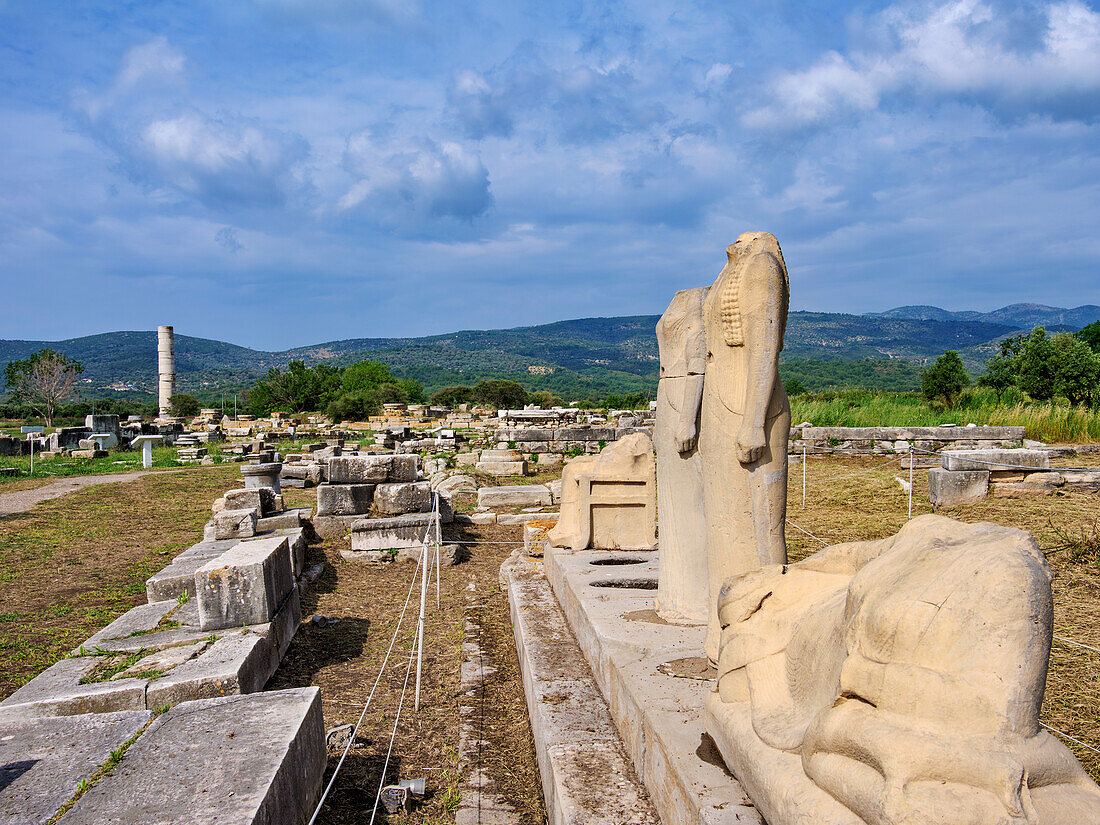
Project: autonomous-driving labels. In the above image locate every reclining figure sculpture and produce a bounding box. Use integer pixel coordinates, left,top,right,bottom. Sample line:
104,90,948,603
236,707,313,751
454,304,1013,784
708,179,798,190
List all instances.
705,514,1100,825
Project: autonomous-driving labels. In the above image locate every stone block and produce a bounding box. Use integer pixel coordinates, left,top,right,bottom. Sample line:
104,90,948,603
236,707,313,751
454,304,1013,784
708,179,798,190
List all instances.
435,474,477,496
536,453,563,469
498,512,558,525
327,454,392,484
349,513,435,552
60,688,325,825
212,508,258,540
0,658,147,721
146,541,235,602
144,630,277,707
374,481,431,515
940,449,1050,472
477,485,552,508
388,454,420,482
455,452,480,466
928,468,989,508
223,487,277,516
0,710,152,825
481,448,522,461
476,460,529,476
455,512,496,525
241,461,282,493
195,536,294,631
316,483,374,516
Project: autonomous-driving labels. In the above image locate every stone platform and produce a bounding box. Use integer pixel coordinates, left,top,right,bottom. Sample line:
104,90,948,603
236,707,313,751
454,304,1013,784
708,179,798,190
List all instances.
526,544,763,825
0,688,324,825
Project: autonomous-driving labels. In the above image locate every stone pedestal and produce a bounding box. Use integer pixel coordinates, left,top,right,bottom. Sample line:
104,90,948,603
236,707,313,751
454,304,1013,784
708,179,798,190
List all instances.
241,462,282,493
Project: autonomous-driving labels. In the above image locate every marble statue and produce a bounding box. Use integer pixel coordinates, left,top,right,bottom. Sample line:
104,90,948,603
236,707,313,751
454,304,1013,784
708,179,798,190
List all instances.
705,515,1100,825
654,286,710,625
548,432,657,552
700,231,790,661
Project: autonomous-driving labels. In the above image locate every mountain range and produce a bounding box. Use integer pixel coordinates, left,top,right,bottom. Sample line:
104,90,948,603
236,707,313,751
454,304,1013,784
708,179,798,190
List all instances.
1,303,1096,400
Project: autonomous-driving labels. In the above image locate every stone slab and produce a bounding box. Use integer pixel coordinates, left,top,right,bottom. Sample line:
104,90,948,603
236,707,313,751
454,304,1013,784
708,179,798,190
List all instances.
212,508,258,540
59,688,325,825
498,512,559,526
316,483,375,516
476,461,529,476
0,710,152,825
0,658,147,722
536,546,763,825
941,448,1050,471
144,629,275,708
374,481,431,515
503,554,659,825
478,485,552,508
327,454,393,484
349,513,435,552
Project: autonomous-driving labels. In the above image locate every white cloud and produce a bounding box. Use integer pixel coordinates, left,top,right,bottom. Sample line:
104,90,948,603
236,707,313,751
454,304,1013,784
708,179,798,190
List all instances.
746,1,1100,127
77,36,186,118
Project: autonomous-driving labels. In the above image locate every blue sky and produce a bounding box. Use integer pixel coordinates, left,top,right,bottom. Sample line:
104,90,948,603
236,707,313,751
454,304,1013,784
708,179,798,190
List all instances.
1,0,1098,349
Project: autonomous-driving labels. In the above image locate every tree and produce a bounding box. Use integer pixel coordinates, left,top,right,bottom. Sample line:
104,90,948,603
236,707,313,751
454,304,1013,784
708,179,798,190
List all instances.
341,361,396,395
2,349,83,426
1014,327,1057,401
1078,321,1100,353
376,382,409,405
977,353,1016,403
248,360,342,414
326,390,381,423
783,377,808,396
472,379,528,410
921,350,970,408
168,393,201,418
430,385,473,407
1050,332,1100,406
398,379,426,405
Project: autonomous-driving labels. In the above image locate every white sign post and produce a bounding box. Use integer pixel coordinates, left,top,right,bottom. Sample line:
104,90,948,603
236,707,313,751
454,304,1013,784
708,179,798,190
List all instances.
130,435,163,469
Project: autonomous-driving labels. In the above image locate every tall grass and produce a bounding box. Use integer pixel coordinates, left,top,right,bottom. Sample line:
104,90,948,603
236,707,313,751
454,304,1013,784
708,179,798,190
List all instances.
790,388,1100,443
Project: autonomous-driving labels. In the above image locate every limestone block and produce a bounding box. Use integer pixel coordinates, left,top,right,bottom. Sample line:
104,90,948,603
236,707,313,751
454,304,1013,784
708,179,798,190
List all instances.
327,454,392,484
195,537,293,631
0,711,152,824
349,513,435,552
548,432,656,552
388,454,420,482
706,515,1100,825
481,448,523,461
536,453,563,469
435,474,477,496
241,461,282,493
61,689,325,825
477,485,552,508
524,518,557,554
455,512,496,525
316,483,374,516
223,487,277,516
213,508,258,540
992,481,1061,498
498,512,558,525
476,460,529,476
455,452,480,466
0,657,147,721
374,481,431,515
928,468,989,508
941,448,1050,472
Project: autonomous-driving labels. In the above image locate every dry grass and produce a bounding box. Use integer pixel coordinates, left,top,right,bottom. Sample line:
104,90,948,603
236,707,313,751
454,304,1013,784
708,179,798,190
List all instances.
787,453,1100,777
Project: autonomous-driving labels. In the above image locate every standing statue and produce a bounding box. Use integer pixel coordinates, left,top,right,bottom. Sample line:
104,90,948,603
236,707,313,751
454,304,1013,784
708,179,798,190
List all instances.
654,287,710,625
700,231,790,662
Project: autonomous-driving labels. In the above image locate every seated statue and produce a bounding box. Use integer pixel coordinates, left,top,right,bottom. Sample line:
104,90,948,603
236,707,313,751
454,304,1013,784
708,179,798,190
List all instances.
705,514,1100,825
548,432,656,552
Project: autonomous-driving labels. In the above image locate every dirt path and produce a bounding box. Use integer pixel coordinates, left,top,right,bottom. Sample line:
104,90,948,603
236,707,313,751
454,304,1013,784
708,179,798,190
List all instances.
0,471,173,517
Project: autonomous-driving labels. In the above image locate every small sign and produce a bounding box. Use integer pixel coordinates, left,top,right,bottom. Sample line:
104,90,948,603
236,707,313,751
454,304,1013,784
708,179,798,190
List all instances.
20,426,45,434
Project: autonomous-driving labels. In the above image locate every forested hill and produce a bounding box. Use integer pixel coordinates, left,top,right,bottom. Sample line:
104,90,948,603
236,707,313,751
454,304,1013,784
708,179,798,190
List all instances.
1,303,1096,399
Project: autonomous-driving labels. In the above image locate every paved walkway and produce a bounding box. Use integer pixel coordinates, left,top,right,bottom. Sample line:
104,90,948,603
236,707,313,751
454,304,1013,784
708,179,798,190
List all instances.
0,471,168,517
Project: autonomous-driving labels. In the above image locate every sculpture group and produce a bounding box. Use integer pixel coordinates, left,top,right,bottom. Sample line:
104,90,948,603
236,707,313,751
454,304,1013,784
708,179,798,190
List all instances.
551,230,1100,824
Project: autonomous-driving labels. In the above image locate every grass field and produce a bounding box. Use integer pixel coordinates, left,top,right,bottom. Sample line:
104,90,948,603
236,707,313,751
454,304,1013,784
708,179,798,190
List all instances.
790,388,1100,443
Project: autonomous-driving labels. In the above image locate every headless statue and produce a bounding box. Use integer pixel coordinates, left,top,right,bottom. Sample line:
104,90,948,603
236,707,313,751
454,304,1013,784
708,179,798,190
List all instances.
654,287,709,625
700,232,791,662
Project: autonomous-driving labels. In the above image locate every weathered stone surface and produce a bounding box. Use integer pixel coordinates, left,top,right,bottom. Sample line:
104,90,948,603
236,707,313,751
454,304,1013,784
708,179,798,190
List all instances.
349,513,436,551
79,600,178,650
0,710,152,825
523,519,557,554
223,487,277,516
195,536,293,631
535,453,563,469
374,481,431,515
0,658,147,721
455,452,480,466
456,512,496,525
941,448,1050,472
477,485,552,508
388,454,420,482
928,468,989,508
327,455,392,484
481,449,523,461
240,461,282,493
212,508,258,540
549,432,656,553
61,688,325,825
144,630,275,707
498,512,558,525
112,643,203,680
805,425,1025,442
435,474,477,496
477,460,529,476
316,483,374,516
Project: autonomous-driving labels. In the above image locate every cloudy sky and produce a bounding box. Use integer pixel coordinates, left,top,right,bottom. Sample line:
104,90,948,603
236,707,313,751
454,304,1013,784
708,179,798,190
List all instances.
2,0,1098,349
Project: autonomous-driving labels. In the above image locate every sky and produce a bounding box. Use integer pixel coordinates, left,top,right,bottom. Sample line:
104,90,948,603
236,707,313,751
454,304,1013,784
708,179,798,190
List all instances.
1,0,1099,350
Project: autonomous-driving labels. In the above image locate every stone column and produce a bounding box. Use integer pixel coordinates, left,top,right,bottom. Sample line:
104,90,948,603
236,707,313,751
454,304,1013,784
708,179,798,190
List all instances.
157,325,175,419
